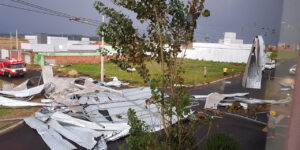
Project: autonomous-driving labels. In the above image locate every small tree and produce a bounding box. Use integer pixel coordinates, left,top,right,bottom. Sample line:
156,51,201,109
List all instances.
94,0,210,149
126,108,158,150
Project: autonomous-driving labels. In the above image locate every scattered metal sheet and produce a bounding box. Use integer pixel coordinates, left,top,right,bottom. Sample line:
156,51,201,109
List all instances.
1,83,14,91
193,92,249,99
50,112,130,131
104,77,129,87
63,125,109,139
204,93,225,109
280,83,294,89
41,99,53,103
72,78,123,95
0,84,44,98
281,88,291,91
53,95,83,113
0,96,48,107
223,97,292,104
224,81,231,84
106,127,130,142
12,80,29,91
42,66,54,84
24,117,77,150
35,112,50,122
94,136,107,150
48,119,97,149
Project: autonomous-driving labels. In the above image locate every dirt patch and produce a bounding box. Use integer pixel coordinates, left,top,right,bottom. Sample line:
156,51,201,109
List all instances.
68,69,78,77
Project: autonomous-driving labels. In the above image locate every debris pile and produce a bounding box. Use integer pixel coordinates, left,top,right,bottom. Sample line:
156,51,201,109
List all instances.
192,92,291,111
0,66,175,150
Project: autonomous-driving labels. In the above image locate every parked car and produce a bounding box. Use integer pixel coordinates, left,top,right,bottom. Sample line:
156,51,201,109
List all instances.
289,65,297,74
264,60,276,70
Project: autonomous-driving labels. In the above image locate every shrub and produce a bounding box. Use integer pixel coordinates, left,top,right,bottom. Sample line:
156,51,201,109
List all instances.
202,133,240,150
269,52,278,60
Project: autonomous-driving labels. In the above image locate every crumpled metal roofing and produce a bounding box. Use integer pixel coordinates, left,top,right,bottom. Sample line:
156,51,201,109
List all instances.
0,84,44,98
242,35,265,89
24,117,77,150
0,96,48,107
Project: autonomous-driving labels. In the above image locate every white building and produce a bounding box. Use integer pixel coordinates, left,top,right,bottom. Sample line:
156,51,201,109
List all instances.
21,35,99,52
180,32,252,63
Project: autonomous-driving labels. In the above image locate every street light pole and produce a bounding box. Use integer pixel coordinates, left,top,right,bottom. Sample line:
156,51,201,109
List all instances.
16,29,19,60
9,32,12,59
100,15,104,82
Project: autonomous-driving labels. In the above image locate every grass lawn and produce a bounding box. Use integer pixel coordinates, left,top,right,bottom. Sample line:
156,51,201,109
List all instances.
0,109,12,118
61,59,246,86
273,52,298,60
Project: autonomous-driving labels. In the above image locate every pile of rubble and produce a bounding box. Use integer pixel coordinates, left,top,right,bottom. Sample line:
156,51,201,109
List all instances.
0,66,171,150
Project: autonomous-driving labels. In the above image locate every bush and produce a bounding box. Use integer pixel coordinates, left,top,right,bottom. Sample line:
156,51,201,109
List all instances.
202,133,240,150
269,52,278,60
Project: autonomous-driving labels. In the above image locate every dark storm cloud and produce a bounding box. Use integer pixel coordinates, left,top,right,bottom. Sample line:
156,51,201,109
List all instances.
0,0,283,44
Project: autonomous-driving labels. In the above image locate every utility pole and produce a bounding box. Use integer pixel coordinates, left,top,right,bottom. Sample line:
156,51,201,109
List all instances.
16,29,20,59
100,15,105,82
9,32,12,59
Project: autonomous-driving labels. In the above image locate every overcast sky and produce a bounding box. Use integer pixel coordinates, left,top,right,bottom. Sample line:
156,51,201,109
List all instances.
0,0,283,44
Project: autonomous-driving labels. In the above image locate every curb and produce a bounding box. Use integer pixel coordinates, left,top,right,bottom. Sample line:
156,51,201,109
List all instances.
185,72,243,88
0,107,42,136
0,120,24,136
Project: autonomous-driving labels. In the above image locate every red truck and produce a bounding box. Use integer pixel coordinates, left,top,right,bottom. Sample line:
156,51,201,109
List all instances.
0,57,26,78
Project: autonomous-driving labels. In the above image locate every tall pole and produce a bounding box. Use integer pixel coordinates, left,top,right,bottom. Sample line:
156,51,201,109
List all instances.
100,15,104,82
16,29,19,59
16,29,18,50
9,32,12,59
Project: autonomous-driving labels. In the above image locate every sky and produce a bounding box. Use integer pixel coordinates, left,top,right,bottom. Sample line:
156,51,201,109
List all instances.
0,0,283,44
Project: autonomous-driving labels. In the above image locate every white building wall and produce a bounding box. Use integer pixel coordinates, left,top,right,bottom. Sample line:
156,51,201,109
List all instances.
1,49,9,59
22,43,54,52
22,35,98,52
180,43,251,63
67,45,99,51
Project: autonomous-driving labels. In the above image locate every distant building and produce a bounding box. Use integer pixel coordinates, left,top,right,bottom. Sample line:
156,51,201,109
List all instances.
19,34,108,65
21,34,99,52
179,32,252,63
218,32,244,44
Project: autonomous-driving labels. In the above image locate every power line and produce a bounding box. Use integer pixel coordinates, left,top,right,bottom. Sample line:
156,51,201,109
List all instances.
10,0,101,24
0,2,99,27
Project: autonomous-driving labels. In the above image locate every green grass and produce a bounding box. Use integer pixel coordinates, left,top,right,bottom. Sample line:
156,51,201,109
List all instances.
274,52,298,60
62,59,246,85
0,121,18,131
0,109,12,118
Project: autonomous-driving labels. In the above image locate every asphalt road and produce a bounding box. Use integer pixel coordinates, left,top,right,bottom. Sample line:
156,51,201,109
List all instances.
0,69,41,85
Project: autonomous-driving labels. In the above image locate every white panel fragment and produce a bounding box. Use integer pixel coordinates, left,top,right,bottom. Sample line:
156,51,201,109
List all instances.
0,96,48,107
0,84,44,97
24,117,76,150
48,120,97,149
204,93,225,109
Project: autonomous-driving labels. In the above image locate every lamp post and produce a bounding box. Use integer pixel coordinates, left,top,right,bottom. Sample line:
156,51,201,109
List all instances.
100,15,104,82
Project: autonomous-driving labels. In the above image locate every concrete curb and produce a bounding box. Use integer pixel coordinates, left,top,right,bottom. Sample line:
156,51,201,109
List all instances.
0,107,42,136
0,120,24,136
184,72,243,88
